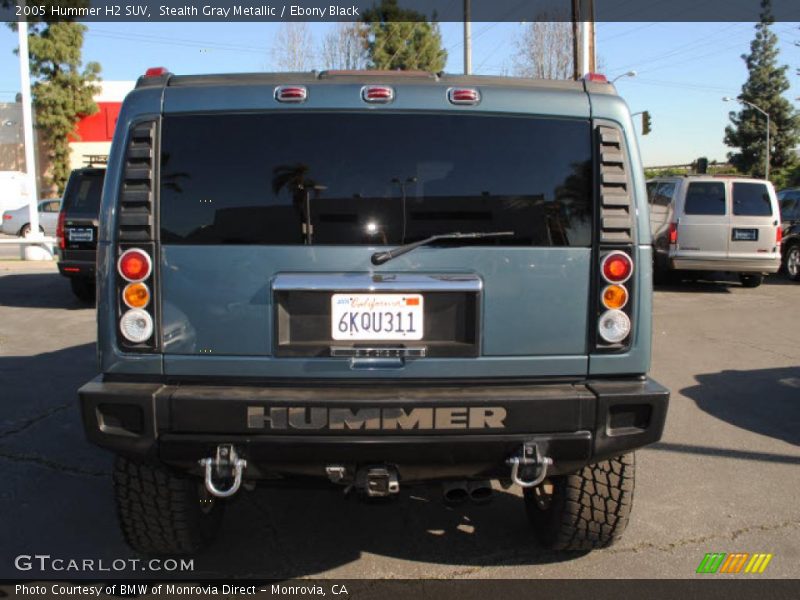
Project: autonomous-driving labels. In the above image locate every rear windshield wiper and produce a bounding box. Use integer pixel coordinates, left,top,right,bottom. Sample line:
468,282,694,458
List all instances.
371,231,515,266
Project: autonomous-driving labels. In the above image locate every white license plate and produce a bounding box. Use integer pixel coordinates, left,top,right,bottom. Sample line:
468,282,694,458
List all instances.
331,294,424,341
68,228,93,242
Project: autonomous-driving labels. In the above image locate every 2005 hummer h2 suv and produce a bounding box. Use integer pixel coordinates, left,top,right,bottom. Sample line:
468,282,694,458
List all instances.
80,68,669,554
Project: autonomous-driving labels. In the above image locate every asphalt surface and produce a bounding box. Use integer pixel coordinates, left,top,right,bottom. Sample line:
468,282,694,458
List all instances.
0,262,798,580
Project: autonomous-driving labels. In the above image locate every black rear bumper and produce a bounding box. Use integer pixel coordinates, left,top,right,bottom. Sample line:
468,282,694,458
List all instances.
57,259,95,278
79,377,669,482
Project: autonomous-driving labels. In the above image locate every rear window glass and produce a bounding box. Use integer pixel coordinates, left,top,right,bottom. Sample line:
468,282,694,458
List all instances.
684,182,726,215
648,181,675,207
159,113,593,247
733,182,773,217
64,170,104,214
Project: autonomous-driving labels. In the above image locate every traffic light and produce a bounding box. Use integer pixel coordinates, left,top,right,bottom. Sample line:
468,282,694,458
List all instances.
642,111,652,135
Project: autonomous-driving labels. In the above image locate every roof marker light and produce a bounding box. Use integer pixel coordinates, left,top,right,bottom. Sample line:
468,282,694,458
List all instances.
448,88,480,105
362,85,394,104
275,85,308,103
144,67,169,78
584,73,609,84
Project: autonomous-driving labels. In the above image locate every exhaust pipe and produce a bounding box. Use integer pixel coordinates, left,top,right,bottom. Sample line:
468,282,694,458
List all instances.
442,481,469,505
467,480,493,504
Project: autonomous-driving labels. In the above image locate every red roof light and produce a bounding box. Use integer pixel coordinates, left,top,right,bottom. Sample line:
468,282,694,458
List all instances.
144,67,169,78
584,73,609,84
362,85,394,103
448,88,480,105
274,85,308,103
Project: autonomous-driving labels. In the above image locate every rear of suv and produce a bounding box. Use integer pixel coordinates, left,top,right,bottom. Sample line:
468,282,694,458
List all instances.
56,167,105,302
648,175,781,287
79,69,669,555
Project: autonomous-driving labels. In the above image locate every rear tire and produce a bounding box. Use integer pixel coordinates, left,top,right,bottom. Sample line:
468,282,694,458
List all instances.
69,278,95,304
113,456,224,555
783,244,800,282
524,453,635,551
739,273,764,288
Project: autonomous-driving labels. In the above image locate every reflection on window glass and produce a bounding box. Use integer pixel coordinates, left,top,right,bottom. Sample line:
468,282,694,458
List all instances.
733,182,772,217
160,113,593,247
65,171,105,214
684,182,726,215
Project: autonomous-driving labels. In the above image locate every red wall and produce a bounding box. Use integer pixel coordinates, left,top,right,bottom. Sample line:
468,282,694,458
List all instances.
73,102,122,142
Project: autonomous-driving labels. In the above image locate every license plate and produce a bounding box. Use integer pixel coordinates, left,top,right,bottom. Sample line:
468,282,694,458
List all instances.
68,228,93,242
331,294,424,341
732,228,758,241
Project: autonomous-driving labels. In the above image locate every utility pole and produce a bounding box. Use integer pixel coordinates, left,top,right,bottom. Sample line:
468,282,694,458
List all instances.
463,0,472,75
572,0,596,79
17,18,41,246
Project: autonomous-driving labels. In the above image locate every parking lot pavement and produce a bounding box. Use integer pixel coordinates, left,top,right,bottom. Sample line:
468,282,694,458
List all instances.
0,264,798,579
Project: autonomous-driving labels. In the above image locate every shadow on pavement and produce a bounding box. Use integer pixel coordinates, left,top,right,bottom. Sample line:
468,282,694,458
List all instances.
0,272,90,310
680,367,800,447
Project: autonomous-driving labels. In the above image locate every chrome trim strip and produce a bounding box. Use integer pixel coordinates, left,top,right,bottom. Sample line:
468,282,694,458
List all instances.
330,346,427,358
273,273,483,292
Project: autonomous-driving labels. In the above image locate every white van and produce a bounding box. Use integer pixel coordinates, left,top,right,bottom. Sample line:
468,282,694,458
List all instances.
648,175,781,287
0,171,31,217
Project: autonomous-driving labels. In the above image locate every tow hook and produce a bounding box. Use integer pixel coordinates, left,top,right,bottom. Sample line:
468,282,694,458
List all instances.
506,442,553,488
199,444,248,498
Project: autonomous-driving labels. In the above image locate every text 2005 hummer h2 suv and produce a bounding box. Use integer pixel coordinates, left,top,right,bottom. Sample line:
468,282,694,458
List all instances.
79,68,669,554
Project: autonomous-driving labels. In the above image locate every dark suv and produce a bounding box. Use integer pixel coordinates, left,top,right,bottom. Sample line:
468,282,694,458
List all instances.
56,167,105,302
79,69,669,555
778,188,800,281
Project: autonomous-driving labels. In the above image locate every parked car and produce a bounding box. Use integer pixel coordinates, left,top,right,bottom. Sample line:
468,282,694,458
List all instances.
79,68,669,555
648,175,782,287
1,198,61,237
56,167,105,303
778,187,800,281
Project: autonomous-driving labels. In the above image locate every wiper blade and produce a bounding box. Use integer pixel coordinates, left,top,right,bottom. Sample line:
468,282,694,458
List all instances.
371,231,515,266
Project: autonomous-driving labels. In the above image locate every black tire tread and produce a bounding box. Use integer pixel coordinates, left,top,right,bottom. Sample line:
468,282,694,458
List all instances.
525,453,635,551
113,456,222,555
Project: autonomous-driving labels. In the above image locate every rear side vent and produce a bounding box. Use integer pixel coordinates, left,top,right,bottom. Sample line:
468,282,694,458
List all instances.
597,125,633,244
118,121,156,242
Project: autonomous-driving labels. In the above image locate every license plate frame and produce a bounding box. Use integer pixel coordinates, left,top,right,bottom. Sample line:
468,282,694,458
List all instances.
331,293,424,341
732,228,758,241
67,228,94,242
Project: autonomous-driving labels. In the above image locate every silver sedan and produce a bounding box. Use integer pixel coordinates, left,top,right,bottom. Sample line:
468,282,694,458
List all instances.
1,199,61,237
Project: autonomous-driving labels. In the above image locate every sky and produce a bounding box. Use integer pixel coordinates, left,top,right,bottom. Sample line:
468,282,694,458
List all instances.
0,20,798,166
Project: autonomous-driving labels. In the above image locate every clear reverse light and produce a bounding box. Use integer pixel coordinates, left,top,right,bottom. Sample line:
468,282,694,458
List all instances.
598,309,631,344
120,309,154,343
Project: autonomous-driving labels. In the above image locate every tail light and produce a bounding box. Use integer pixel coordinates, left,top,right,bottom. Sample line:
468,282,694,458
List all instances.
668,222,678,245
117,247,155,345
597,251,634,347
601,251,633,283
56,211,65,250
362,85,394,103
3,214,12,220
777,226,782,244
118,248,152,282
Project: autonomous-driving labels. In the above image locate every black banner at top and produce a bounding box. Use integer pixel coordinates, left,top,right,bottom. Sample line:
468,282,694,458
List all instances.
3,0,800,22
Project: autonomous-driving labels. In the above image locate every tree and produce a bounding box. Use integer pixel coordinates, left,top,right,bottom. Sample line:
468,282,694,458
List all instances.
320,23,368,70
363,0,446,72
271,23,315,71
512,17,573,80
724,0,799,179
23,22,100,194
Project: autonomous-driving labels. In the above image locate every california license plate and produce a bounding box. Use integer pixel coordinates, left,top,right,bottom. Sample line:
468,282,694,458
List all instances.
732,228,758,241
68,228,93,242
331,294,424,341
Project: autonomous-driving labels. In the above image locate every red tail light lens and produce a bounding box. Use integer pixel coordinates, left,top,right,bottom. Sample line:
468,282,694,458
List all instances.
448,88,480,105
144,67,169,78
118,248,152,282
362,85,394,103
668,222,678,245
274,85,308,103
777,226,782,244
56,211,66,250
601,251,633,283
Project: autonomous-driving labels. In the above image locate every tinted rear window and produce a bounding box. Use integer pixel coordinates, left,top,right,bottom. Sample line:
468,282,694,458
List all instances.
684,182,726,215
159,113,593,246
732,182,773,217
63,170,104,214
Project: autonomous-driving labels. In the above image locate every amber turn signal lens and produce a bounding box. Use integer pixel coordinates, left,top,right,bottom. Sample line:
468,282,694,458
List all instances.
123,282,150,309
602,284,629,310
